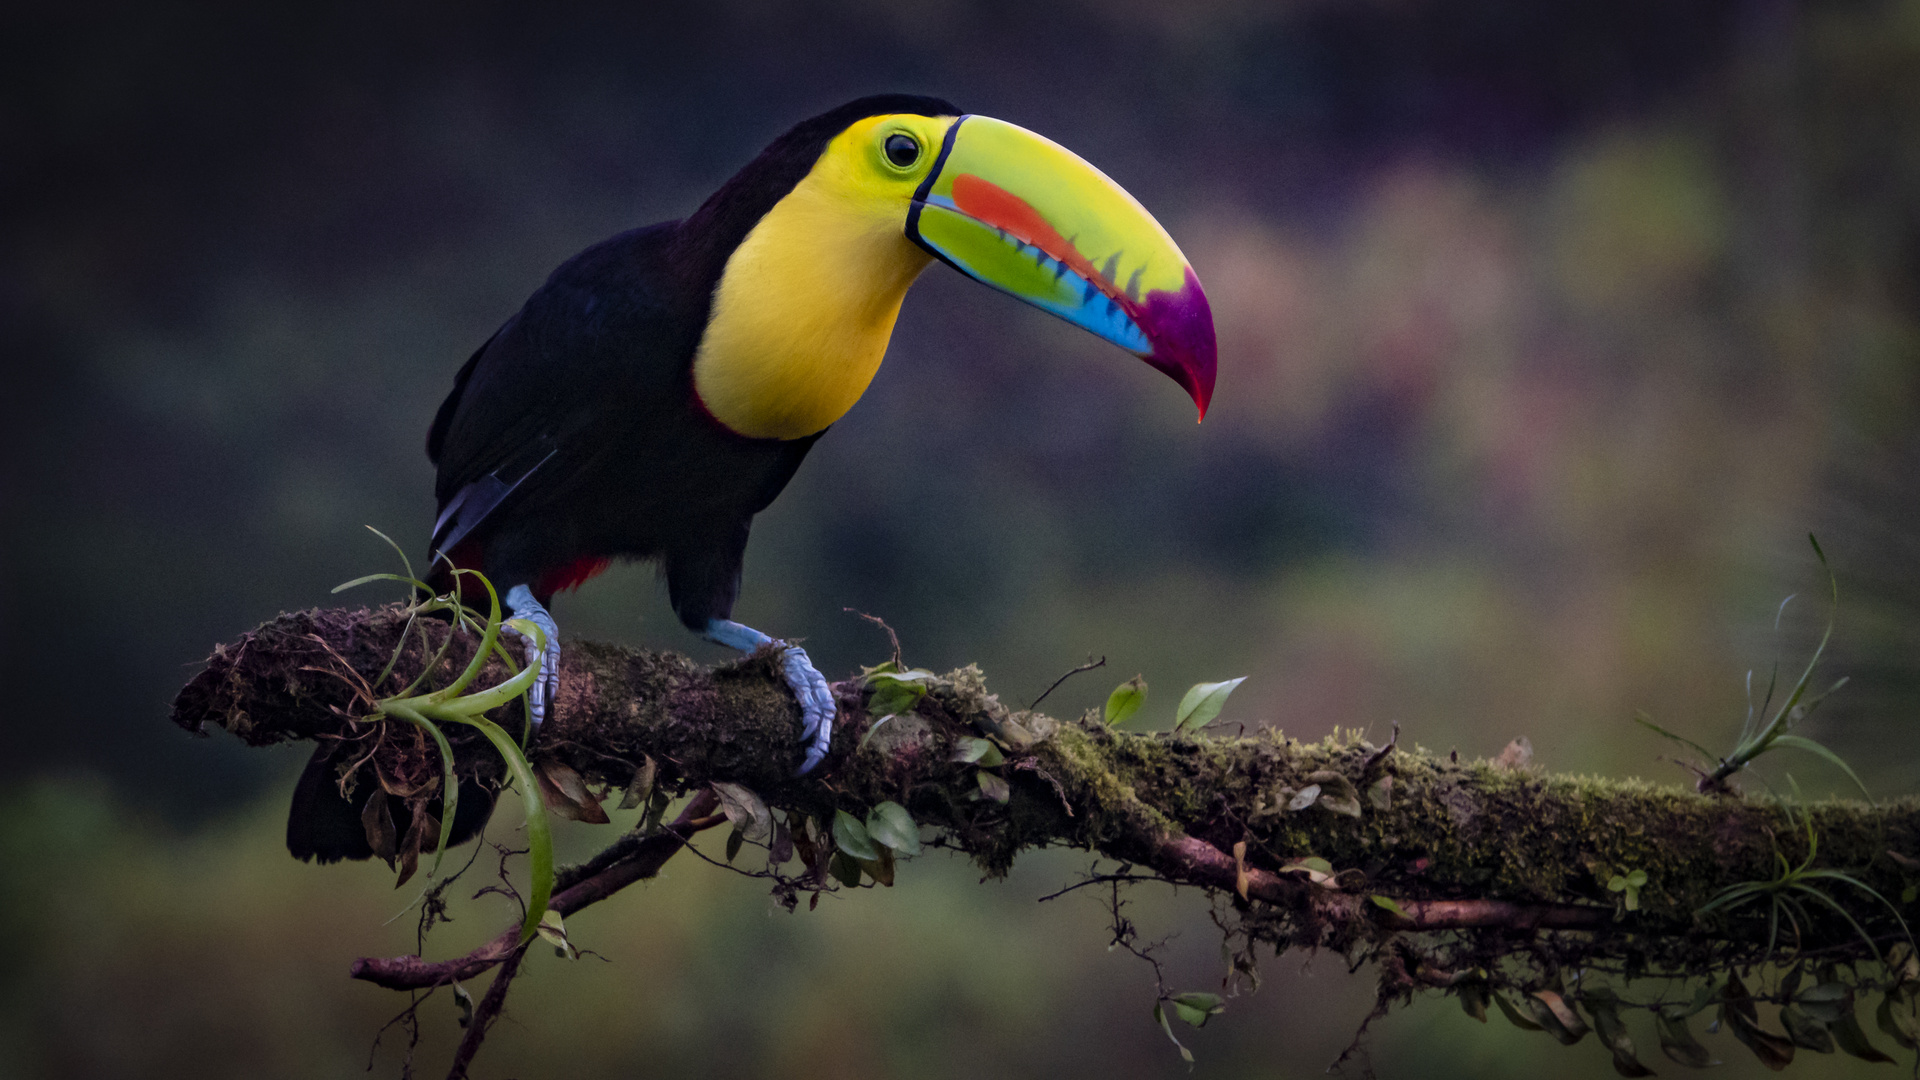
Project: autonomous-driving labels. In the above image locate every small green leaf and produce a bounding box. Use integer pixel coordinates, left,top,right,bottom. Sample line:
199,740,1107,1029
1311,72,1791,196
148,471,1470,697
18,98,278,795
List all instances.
832,810,879,862
1780,1005,1834,1053
949,737,1003,766
725,827,745,863
1170,992,1225,1028
866,801,922,856
866,679,926,721
1175,677,1246,732
1153,1001,1194,1063
452,981,474,1028
976,769,1011,804
1796,982,1851,1025
1304,770,1361,817
535,908,576,960
827,850,863,888
1367,775,1393,811
1104,676,1148,727
1278,857,1335,886
1370,894,1411,920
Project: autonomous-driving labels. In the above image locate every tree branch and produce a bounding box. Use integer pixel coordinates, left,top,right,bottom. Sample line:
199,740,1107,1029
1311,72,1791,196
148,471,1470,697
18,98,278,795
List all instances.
173,605,1920,1000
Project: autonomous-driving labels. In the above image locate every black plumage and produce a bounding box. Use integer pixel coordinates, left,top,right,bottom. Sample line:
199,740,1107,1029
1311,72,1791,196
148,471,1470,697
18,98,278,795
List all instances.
288,94,960,863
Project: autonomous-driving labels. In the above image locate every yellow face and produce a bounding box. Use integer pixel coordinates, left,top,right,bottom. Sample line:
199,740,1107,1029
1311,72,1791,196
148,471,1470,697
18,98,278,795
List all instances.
692,113,960,441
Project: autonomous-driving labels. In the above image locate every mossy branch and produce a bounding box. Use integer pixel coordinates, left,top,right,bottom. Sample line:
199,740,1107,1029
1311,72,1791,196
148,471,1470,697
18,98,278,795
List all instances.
173,604,1920,1071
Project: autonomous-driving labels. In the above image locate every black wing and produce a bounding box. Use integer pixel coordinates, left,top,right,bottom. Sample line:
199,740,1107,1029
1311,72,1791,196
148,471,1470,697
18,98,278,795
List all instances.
426,222,693,562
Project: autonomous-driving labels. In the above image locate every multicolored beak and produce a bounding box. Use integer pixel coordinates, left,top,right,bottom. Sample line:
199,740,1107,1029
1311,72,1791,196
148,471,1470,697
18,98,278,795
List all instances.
905,115,1217,420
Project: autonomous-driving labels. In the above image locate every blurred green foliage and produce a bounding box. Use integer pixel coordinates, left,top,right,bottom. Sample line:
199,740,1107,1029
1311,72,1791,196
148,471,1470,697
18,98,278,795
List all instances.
5,0,1920,1075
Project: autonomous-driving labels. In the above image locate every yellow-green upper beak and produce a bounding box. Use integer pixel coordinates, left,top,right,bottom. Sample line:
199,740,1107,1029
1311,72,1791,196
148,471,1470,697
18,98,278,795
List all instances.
905,115,1216,419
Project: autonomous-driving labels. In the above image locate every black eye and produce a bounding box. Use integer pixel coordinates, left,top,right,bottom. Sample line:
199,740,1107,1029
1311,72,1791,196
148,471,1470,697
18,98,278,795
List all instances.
884,133,920,168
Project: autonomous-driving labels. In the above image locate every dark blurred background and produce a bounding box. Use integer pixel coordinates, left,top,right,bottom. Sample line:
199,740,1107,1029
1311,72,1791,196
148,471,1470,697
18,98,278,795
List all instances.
4,1,1918,1076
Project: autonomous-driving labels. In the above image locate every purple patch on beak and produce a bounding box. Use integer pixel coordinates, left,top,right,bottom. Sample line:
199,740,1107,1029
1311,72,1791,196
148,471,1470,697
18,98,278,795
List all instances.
1137,266,1217,420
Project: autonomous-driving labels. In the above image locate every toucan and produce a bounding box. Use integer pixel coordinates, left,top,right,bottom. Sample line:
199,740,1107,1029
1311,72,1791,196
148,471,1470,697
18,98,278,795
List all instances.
287,94,1215,863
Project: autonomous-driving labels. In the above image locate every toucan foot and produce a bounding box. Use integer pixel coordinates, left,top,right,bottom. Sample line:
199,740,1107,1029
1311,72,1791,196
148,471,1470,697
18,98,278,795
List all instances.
704,618,836,774
781,644,834,774
505,584,561,734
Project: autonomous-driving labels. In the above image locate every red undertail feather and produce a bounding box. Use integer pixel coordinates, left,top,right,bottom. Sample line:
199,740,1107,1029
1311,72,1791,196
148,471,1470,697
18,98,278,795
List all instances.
536,555,613,597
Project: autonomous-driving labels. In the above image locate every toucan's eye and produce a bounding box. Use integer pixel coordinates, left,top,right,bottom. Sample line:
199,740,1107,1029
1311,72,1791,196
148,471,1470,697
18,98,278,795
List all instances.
884,133,920,168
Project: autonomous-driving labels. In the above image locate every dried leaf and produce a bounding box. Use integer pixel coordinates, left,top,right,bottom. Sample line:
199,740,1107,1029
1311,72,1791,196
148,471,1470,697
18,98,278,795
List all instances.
1831,1006,1897,1063
1527,990,1590,1045
858,845,895,887
1586,990,1655,1076
1779,1005,1834,1053
1877,989,1918,1050
711,781,773,844
1287,785,1322,811
393,802,435,889
1722,986,1795,1071
768,821,794,868
1655,1010,1717,1068
1232,840,1250,901
1492,736,1533,771
362,789,397,868
1458,981,1488,1023
536,759,610,824
617,756,656,811
1494,992,1543,1031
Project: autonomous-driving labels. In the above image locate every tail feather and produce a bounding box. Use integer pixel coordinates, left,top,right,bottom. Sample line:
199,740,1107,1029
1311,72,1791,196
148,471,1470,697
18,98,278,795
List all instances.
286,743,497,864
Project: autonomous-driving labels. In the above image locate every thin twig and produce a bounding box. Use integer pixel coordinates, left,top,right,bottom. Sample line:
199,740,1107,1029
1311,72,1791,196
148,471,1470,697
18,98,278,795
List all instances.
844,609,903,669
1029,655,1106,710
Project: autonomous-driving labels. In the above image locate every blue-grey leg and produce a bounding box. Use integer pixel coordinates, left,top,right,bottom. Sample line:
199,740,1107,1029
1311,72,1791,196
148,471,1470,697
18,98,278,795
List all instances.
704,618,835,774
504,584,562,734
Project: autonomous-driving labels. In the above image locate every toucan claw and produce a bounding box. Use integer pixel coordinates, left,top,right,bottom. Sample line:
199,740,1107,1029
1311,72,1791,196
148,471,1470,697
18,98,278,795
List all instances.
781,644,835,775
504,584,562,735
704,618,836,773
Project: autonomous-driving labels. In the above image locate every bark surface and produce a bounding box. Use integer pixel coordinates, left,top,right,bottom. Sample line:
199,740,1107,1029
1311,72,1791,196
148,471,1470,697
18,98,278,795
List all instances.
172,604,1920,971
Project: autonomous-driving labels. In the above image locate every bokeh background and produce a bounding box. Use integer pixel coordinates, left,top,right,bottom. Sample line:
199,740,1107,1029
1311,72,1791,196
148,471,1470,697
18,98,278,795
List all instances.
5,0,1919,1076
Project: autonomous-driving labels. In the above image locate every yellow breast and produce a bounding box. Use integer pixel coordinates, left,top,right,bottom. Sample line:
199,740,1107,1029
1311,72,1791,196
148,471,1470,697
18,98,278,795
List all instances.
692,129,935,441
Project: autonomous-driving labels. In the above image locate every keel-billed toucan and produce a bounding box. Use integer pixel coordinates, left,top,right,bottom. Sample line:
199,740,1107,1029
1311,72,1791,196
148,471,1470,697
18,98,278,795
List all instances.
287,94,1215,863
